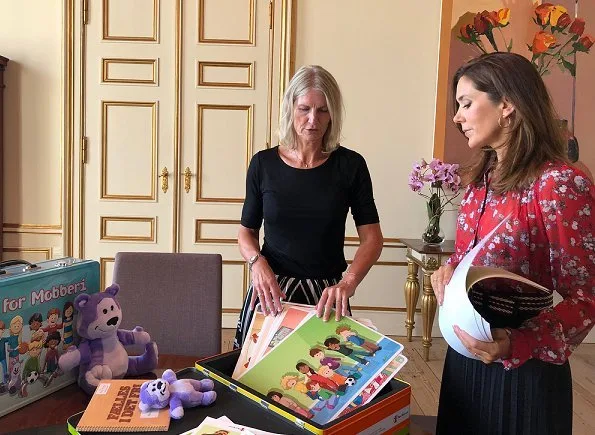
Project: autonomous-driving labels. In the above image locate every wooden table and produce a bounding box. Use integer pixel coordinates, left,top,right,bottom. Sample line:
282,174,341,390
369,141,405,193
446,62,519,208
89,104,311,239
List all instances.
400,239,455,361
0,354,434,434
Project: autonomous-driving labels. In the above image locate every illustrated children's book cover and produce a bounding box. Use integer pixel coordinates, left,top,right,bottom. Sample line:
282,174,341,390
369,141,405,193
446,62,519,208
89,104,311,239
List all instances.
238,312,404,424
76,379,170,432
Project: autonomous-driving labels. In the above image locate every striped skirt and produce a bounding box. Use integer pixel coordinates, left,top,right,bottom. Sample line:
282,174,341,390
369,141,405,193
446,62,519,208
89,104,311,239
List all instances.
233,275,345,349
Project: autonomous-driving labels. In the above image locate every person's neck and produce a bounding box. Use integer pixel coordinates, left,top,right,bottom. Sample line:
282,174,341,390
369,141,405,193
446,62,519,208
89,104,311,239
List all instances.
294,141,324,167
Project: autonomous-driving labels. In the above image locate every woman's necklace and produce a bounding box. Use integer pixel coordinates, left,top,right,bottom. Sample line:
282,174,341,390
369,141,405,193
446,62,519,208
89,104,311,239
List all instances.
293,149,311,168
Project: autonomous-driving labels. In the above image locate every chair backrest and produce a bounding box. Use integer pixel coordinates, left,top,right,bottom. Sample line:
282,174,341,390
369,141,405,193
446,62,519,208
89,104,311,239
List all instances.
112,252,222,358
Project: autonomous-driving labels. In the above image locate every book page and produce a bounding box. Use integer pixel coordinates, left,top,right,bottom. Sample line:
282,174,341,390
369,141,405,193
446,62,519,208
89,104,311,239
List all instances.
438,217,507,359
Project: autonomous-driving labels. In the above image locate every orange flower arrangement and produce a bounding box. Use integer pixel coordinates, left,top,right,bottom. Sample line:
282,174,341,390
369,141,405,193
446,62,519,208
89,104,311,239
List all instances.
457,4,593,76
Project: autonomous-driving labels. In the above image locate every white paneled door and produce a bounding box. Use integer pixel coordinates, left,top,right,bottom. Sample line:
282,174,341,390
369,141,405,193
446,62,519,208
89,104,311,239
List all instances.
80,0,281,322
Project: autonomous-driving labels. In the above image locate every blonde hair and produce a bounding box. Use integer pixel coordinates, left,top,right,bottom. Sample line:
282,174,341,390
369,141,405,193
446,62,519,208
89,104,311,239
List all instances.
279,65,343,153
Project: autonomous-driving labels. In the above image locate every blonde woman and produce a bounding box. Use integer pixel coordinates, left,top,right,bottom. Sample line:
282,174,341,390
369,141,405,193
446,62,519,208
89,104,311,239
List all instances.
235,65,383,348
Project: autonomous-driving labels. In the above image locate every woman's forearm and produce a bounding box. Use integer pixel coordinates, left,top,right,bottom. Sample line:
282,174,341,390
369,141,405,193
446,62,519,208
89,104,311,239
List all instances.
345,223,383,287
238,225,261,261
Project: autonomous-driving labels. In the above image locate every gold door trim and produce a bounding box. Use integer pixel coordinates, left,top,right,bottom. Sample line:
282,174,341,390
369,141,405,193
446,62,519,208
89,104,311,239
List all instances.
222,259,249,312
102,58,158,85
99,257,115,292
100,216,156,242
79,0,88,257
172,0,182,252
197,61,254,88
195,219,241,244
198,0,255,45
344,236,406,248
102,0,159,42
2,247,53,260
64,0,75,255
101,101,158,200
3,224,63,234
196,104,253,203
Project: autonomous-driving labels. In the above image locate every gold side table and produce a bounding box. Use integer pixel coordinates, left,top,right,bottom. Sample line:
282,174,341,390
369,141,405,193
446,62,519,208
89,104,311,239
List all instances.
400,239,455,361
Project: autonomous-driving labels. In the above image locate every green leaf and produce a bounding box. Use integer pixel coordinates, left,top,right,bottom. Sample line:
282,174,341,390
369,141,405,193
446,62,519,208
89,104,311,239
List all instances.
507,38,513,52
561,58,576,76
573,41,590,53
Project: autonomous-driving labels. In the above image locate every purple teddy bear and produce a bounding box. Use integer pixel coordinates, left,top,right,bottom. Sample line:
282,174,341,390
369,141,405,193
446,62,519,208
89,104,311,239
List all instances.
139,369,217,419
58,284,158,395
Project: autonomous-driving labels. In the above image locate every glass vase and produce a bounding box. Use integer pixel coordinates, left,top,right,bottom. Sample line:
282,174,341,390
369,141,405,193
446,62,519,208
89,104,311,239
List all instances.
422,212,445,246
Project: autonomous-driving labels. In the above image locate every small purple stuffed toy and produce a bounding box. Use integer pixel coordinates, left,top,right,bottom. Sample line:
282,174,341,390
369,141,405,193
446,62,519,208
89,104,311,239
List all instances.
139,369,217,419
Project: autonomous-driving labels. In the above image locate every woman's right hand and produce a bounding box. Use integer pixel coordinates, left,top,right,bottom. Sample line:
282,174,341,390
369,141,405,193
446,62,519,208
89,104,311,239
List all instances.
430,263,455,306
249,257,286,315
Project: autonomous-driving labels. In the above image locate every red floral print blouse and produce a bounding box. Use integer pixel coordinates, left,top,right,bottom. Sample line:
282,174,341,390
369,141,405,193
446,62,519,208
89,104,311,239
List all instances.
447,162,595,369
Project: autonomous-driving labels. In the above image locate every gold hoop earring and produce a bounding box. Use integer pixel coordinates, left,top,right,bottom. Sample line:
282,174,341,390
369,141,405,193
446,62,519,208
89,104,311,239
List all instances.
498,116,511,128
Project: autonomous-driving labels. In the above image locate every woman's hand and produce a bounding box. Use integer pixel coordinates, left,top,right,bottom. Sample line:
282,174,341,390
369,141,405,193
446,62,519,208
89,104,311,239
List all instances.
430,263,455,306
316,273,357,322
453,325,512,363
249,258,285,316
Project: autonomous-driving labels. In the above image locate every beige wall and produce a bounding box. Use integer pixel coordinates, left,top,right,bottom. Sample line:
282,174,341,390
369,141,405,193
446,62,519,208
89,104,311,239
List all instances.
293,0,449,335
0,0,65,261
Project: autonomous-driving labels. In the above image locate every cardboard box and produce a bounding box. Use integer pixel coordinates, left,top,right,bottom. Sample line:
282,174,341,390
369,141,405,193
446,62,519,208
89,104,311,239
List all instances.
196,350,412,435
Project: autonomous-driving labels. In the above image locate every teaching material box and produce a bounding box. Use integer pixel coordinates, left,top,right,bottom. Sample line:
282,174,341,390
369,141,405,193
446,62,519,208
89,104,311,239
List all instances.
0,258,100,417
197,350,411,435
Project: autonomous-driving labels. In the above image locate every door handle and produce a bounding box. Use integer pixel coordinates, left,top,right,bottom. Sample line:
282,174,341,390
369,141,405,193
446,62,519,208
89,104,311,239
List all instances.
183,167,192,193
159,167,169,193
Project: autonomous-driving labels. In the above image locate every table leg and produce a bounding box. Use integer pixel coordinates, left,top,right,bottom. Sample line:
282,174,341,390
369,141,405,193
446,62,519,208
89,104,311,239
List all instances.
421,270,437,361
404,259,420,342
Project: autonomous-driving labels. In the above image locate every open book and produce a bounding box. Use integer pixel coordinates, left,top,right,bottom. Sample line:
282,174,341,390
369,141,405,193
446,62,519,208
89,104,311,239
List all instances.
439,215,550,360
233,303,406,425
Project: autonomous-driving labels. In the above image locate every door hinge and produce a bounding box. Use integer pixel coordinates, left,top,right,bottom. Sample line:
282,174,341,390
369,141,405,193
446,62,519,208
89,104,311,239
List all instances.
83,0,89,25
268,1,273,30
81,136,88,164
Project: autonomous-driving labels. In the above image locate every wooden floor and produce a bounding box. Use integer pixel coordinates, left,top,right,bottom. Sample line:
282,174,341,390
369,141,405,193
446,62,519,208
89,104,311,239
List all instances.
222,329,595,435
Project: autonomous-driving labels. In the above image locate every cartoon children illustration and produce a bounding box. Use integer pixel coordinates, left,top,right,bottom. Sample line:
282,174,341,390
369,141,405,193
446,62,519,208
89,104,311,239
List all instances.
7,316,25,373
323,337,371,365
0,320,8,391
316,365,357,389
62,302,75,350
266,390,315,419
295,362,345,393
309,347,360,377
305,380,339,411
28,313,45,342
42,308,63,334
42,331,62,385
21,340,47,397
336,325,381,354
280,374,309,394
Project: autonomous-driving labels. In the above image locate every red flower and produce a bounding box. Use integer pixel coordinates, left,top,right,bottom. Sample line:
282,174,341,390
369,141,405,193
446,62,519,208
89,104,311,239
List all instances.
569,18,585,36
555,13,572,30
577,34,594,51
459,24,476,42
474,10,498,34
531,31,557,54
535,3,554,26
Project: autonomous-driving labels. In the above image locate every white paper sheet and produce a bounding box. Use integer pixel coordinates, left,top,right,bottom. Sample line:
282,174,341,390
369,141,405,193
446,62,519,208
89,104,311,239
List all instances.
438,216,512,360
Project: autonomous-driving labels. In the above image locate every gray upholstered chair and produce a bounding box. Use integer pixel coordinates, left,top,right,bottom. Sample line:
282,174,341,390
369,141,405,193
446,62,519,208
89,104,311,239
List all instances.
112,252,222,358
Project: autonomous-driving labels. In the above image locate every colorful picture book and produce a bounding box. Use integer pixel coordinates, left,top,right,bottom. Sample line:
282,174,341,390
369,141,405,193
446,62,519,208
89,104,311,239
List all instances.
76,379,170,432
180,415,282,435
233,304,406,425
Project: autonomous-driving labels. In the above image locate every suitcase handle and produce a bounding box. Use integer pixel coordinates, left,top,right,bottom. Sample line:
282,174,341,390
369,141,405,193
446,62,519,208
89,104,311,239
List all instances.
0,259,38,275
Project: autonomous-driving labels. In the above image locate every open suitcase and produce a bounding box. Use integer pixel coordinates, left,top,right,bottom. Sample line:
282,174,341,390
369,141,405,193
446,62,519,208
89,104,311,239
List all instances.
0,258,100,417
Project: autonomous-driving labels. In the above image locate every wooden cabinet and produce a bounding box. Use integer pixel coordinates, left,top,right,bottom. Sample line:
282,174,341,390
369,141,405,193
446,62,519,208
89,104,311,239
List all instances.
0,55,7,259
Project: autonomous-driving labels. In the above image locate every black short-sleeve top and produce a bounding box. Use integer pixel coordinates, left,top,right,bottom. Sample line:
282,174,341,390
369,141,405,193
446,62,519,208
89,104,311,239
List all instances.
241,146,379,279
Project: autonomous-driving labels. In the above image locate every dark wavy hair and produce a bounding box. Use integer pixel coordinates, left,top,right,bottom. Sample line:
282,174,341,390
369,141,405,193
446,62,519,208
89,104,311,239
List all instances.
452,52,568,193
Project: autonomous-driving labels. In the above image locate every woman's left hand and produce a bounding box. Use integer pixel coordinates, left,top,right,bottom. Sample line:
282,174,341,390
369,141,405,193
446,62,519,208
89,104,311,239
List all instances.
453,325,512,363
316,275,357,322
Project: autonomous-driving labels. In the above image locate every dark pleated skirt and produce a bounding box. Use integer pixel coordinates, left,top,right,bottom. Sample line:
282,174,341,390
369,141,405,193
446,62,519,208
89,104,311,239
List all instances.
436,346,572,435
